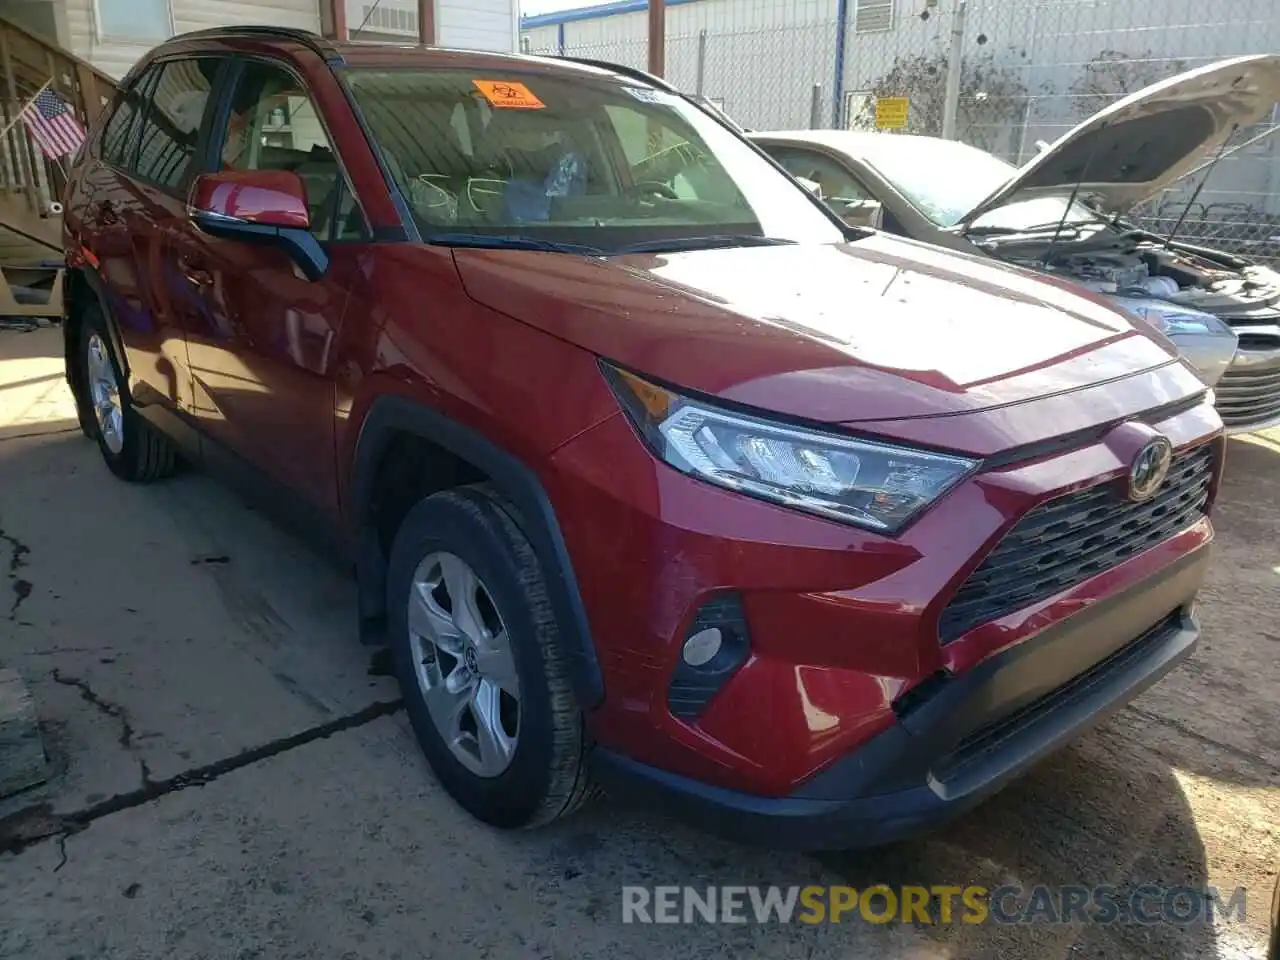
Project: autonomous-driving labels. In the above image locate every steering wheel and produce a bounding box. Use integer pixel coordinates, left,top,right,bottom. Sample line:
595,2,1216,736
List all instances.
631,180,679,200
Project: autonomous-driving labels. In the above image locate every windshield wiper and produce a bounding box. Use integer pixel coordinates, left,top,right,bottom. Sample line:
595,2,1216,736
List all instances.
617,235,797,254
427,233,605,255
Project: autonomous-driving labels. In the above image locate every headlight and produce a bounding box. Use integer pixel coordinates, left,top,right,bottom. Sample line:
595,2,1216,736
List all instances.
602,364,978,534
1109,295,1235,338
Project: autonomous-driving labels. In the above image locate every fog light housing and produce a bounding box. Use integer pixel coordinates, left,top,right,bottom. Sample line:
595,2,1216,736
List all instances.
667,594,751,719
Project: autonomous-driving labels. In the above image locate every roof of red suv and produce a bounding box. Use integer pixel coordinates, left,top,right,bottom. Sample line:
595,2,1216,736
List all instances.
155,26,646,86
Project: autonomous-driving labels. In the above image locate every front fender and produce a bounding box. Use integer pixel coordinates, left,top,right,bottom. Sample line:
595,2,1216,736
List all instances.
348,394,605,709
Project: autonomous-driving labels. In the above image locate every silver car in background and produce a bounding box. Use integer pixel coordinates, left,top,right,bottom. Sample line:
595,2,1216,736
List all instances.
752,55,1280,433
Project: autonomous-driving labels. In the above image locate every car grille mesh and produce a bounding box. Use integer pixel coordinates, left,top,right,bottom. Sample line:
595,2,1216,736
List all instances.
938,444,1215,644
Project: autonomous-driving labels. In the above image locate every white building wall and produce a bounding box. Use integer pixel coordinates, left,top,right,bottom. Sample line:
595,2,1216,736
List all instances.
65,0,516,80
668,0,838,128
520,23,557,53
346,0,516,50
524,0,840,129
437,0,515,50
66,0,322,78
563,10,644,65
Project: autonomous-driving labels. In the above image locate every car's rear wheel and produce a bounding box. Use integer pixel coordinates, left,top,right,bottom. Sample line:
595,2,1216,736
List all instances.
79,306,178,483
386,484,593,828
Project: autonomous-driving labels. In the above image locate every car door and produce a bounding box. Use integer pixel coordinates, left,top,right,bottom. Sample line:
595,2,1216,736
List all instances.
174,57,362,515
77,62,198,412
120,56,225,415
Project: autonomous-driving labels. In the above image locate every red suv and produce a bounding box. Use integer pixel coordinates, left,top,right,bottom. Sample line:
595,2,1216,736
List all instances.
63,28,1223,848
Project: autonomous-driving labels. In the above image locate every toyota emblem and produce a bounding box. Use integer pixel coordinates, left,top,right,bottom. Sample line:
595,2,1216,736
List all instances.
1128,436,1173,502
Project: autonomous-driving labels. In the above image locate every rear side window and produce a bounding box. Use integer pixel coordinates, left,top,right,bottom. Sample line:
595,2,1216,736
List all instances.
133,58,220,191
99,65,159,168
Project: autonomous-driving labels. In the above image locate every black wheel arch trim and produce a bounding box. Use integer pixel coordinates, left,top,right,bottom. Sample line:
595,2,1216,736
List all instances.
65,265,130,403
349,394,605,709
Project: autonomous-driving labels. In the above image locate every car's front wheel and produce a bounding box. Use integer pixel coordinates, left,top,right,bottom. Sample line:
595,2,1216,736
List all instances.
78,305,177,483
386,484,593,828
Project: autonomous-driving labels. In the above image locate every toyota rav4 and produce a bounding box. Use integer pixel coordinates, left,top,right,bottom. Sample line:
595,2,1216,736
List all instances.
62,28,1224,849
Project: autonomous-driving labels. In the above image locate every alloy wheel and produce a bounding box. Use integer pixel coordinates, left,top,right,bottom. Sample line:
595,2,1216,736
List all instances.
407,551,521,778
85,332,124,455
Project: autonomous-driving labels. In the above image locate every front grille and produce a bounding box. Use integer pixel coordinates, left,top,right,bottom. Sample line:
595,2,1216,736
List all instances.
938,445,1214,644
1215,360,1280,430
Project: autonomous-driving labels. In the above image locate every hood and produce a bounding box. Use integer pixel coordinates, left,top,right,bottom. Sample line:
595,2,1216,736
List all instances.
960,54,1280,225
451,235,1182,426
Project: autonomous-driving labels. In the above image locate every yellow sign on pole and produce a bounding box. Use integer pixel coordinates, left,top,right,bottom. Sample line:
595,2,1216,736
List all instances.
874,97,909,129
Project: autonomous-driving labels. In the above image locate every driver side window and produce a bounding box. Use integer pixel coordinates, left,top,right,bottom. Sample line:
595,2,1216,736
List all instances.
218,61,367,241
771,148,871,206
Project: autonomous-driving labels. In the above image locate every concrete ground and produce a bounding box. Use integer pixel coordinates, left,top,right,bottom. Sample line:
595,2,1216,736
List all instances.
0,324,1277,959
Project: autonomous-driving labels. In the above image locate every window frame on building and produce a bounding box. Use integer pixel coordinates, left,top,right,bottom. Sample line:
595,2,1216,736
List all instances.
93,0,174,44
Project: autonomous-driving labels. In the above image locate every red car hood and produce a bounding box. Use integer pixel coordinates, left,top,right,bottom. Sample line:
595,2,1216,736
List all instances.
452,233,1181,424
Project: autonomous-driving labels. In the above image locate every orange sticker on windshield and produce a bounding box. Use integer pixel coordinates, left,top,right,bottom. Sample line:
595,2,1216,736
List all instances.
473,79,545,109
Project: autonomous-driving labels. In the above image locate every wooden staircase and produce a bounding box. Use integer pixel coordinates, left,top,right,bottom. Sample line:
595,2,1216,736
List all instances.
0,14,117,317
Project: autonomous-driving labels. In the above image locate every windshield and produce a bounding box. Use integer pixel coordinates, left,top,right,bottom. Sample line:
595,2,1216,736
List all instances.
854,136,1098,231
343,69,845,253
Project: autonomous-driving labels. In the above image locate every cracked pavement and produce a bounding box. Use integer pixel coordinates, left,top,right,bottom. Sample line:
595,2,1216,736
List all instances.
0,326,1277,959
1,522,32,620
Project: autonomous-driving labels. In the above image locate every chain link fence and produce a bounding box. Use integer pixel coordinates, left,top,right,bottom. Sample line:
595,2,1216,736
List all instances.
522,0,1280,264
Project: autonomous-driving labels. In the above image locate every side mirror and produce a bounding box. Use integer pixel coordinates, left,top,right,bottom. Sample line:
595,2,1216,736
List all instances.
187,170,327,280
840,198,883,230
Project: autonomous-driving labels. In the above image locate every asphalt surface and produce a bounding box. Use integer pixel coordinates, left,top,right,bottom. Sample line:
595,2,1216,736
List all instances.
1,325,1277,959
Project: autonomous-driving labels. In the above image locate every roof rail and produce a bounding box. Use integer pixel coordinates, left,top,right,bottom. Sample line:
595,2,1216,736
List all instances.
555,56,679,94
170,25,341,61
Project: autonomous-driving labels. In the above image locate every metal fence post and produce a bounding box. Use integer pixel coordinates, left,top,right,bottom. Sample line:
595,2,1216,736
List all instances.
941,0,967,140
809,83,823,128
832,0,849,128
648,0,665,78
695,29,707,97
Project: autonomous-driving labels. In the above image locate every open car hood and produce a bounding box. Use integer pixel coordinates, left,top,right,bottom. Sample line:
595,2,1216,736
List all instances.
959,54,1280,225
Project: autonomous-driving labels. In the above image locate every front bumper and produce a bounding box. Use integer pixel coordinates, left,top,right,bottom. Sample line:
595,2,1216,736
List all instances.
591,544,1208,850
552,395,1220,797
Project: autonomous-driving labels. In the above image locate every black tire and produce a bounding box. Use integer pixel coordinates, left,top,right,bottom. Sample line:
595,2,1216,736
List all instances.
78,305,178,483
386,484,594,829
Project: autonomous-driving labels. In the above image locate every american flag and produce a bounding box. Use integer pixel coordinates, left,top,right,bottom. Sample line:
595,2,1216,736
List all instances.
21,87,85,159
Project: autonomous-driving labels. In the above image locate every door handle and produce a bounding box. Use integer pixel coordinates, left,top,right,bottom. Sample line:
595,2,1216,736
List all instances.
178,256,213,288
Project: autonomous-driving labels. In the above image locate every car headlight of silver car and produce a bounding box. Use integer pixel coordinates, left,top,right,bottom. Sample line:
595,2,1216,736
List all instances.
1109,295,1236,338
603,364,977,534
